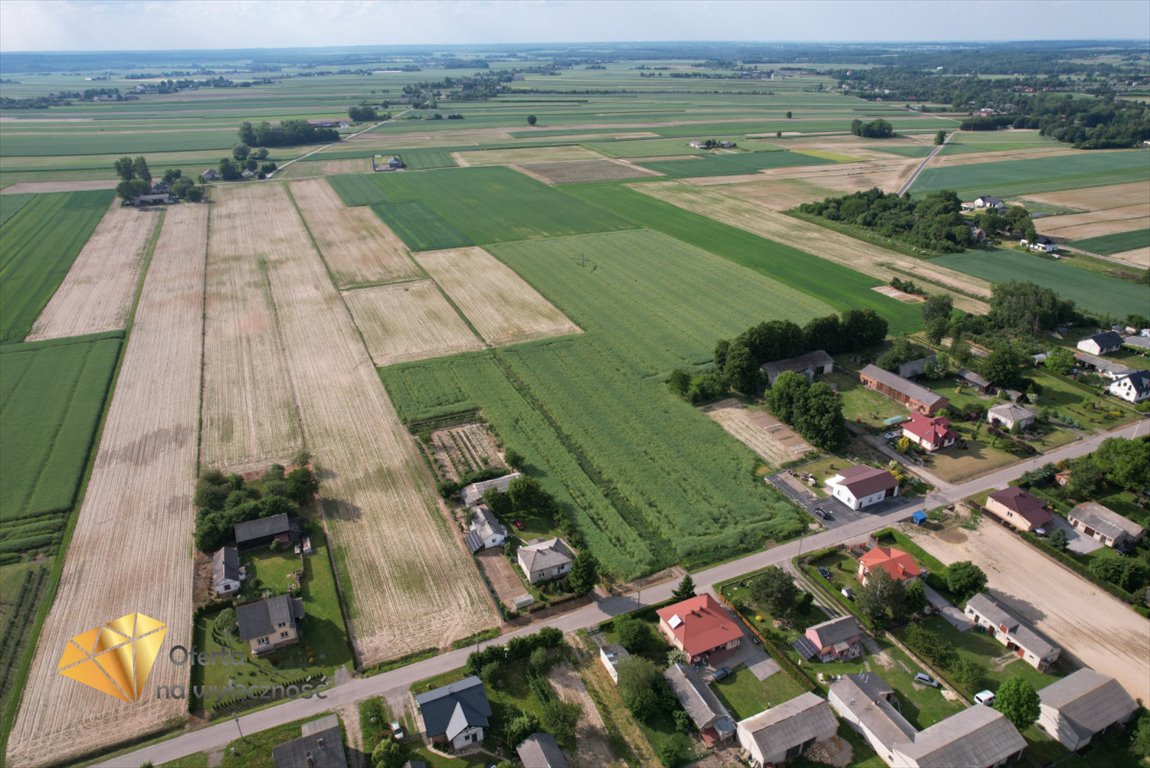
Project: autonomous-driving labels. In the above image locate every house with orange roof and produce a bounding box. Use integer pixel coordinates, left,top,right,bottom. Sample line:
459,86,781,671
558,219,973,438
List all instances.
656,594,744,664
857,546,922,585
901,414,958,452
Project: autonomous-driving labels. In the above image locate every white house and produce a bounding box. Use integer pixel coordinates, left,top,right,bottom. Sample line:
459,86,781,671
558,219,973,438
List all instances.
464,504,507,553
1108,370,1150,403
517,538,573,584
974,195,1006,210
1068,502,1146,549
986,402,1037,431
1020,236,1058,253
1076,331,1124,356
825,465,899,511
598,643,630,684
964,594,1061,671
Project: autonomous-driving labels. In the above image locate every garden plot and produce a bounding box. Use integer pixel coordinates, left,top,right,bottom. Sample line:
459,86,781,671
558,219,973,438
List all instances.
427,423,506,483
6,204,208,768
703,399,813,467
413,247,581,346
342,280,482,366
27,206,159,341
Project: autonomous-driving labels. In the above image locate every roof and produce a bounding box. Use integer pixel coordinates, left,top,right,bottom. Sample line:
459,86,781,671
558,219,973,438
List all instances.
987,487,1053,528
895,705,1025,767
830,465,898,498
471,504,508,541
1075,351,1135,376
897,355,936,379
460,472,522,506
965,593,1059,659
656,594,744,657
1123,335,1150,351
829,674,916,748
859,364,947,409
234,512,294,545
977,195,1004,204
1069,501,1145,541
987,402,1036,423
414,676,491,740
518,538,573,574
1114,370,1150,395
761,350,834,383
271,714,347,768
957,368,991,389
237,595,304,641
1039,669,1138,739
902,414,957,445
738,692,838,755
806,616,861,650
516,732,570,768
859,546,922,581
664,663,732,730
211,546,240,584
1081,331,1124,348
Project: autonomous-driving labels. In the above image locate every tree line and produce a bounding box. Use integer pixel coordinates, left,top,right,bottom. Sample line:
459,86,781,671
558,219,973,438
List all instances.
238,119,338,148
113,156,203,202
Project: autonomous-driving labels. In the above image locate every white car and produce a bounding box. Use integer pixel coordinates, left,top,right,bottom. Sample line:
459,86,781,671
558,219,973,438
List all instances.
389,720,405,740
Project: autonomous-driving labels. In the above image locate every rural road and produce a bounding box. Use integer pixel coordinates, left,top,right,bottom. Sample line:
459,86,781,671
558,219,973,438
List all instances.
99,416,1146,768
897,129,953,195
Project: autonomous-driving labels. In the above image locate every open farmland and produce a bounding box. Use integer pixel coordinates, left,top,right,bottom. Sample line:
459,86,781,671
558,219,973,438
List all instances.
288,178,421,287
342,280,483,366
453,144,607,166
200,184,302,473
0,190,114,344
27,206,159,341
1020,180,1150,211
1036,204,1149,241
413,247,581,345
702,399,813,466
637,149,836,178
5,203,208,768
518,159,659,184
1070,227,1150,256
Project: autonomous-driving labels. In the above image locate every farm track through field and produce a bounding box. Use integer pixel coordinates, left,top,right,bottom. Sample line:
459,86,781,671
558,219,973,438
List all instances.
6,204,209,768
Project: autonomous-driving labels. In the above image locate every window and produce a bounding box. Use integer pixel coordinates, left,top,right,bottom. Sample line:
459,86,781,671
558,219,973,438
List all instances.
280,631,289,638
257,637,269,646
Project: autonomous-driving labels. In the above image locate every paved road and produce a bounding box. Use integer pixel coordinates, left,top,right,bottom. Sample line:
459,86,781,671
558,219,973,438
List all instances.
99,416,1146,768
898,130,953,195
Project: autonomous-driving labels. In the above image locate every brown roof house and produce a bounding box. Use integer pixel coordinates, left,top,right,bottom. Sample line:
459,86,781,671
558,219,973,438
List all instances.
964,593,1061,671
237,594,304,655
984,487,1053,533
736,692,838,768
1068,502,1146,550
1037,668,1139,752
825,465,899,511
859,365,949,415
794,616,862,663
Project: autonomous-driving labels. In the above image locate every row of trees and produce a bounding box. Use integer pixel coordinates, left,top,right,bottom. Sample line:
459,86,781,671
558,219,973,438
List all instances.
113,156,203,201
193,462,319,552
238,119,338,148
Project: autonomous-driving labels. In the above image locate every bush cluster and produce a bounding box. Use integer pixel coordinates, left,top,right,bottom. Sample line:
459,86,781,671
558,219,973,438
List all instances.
193,464,319,552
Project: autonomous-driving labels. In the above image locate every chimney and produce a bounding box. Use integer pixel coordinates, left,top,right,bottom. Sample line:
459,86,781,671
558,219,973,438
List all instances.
317,737,325,747
306,752,314,768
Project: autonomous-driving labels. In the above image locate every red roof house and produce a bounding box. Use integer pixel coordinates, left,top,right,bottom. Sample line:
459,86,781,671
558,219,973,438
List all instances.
857,546,922,584
901,414,958,452
656,594,743,663
985,487,1053,533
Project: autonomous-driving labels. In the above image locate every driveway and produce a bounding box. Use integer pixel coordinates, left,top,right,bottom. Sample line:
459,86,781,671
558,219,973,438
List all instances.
1047,515,1104,555
768,472,885,530
921,583,972,631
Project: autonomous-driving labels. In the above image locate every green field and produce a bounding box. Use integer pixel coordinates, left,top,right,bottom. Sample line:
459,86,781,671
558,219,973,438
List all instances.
931,248,1149,317
637,150,834,178
329,166,635,250
909,150,1149,200
941,129,1061,155
0,194,33,226
1070,228,1150,255
0,190,114,344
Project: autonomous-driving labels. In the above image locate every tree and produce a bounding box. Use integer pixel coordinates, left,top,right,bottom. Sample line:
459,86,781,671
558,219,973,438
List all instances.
509,475,549,513
951,657,987,691
995,678,1041,731
567,551,599,595
668,369,691,398
766,372,809,424
1048,528,1068,551
721,338,759,394
116,178,149,200
750,566,800,617
540,699,580,748
349,104,378,122
114,156,135,181
371,737,406,768
935,130,947,145
945,561,988,601
1131,711,1150,759
926,316,949,345
981,344,1026,388
503,448,525,470
162,168,183,184
1045,347,1076,376
1093,438,1150,492
254,147,269,160
184,186,204,203
922,293,953,326
989,281,1073,336
218,158,241,181
286,467,319,506
857,567,908,627
527,114,537,126
905,578,927,614
786,110,793,119
617,657,673,722
671,573,696,602
796,382,849,452
841,308,888,350
132,156,151,183
1066,458,1105,499
802,314,843,354
504,711,538,747
657,733,692,768
614,614,657,654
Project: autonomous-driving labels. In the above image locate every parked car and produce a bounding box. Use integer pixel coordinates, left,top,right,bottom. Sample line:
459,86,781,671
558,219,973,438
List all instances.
974,690,996,706
883,431,902,440
1034,528,1048,537
712,666,733,682
390,721,405,740
841,587,855,600
817,566,832,579
914,672,939,688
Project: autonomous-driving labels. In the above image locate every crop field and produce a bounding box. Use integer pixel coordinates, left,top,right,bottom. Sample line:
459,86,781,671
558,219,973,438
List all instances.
328,167,634,250
413,247,582,345
702,399,813,466
931,248,1148,317
288,178,421,287
0,194,32,223
940,128,1060,154
453,144,606,166
1020,180,1150,211
637,149,836,178
0,190,115,344
201,184,303,473
342,280,483,365
27,206,160,341
583,137,708,158
1070,227,1150,255
278,158,371,178
5,203,208,768
518,159,659,184
1036,203,1150,242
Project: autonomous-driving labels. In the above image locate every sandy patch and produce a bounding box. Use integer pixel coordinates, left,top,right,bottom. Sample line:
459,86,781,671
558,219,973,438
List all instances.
1104,246,1150,269
873,285,926,303
342,280,483,366
703,399,813,466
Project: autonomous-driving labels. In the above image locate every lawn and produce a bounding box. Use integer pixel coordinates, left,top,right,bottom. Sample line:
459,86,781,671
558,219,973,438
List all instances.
712,666,803,721
923,429,1020,484
930,247,1149,318
825,369,910,428
1071,227,1150,255
790,455,861,498
637,149,835,178
1029,370,1137,431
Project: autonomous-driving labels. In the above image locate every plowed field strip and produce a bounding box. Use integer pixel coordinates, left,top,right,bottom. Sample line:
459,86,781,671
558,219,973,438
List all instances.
342,280,483,366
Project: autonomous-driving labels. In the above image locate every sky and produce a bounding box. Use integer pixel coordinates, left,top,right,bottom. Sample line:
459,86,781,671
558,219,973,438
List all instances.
1,0,1148,52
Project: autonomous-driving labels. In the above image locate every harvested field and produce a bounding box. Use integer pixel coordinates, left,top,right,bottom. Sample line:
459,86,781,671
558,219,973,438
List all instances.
909,522,1150,703
703,399,813,467
633,181,991,312
872,285,925,303
5,204,208,768
928,145,1081,168
427,423,506,483
27,206,159,341
743,156,920,195
0,179,118,195
1106,247,1150,269
342,280,482,366
289,178,420,287
453,145,605,167
1036,203,1150,240
413,247,582,345
1020,181,1150,211
516,159,660,184
200,184,302,473
692,177,836,211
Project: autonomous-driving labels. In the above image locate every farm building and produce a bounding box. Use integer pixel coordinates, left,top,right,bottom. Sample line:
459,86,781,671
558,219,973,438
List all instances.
986,402,1036,431
896,355,935,380
598,643,630,684
415,676,491,751
1067,502,1145,549
956,368,992,394
129,192,175,206
1021,235,1058,253
237,594,304,655
858,365,949,415
664,663,736,743
271,714,348,768
516,733,569,768
964,593,1061,671
1037,669,1139,752
234,512,300,551
794,615,862,662
1074,351,1135,380
825,465,899,511
829,674,916,766
736,692,838,768
1076,331,1125,356
460,472,522,507
517,537,573,583
973,195,1006,210
656,593,743,664
373,154,406,171
1108,370,1150,403
984,487,1052,533
210,546,242,596
857,546,921,585
1122,335,1150,352
200,168,220,181
464,504,507,553
901,414,957,452
761,350,834,386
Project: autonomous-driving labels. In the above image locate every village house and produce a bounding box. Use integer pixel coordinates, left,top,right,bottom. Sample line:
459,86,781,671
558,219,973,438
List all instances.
234,513,300,551
517,537,573,584
1108,370,1150,403
664,663,736,744
598,643,630,684
1067,501,1145,550
1075,351,1136,380
974,195,1006,210
237,594,304,655
761,350,834,387
272,714,348,768
964,593,1061,671
986,402,1036,431
1020,235,1058,253
896,355,935,380
1037,669,1139,752
1076,331,1125,356
901,414,958,452
825,465,899,511
210,545,242,596
464,504,507,553
984,487,1053,533
857,546,922,585
414,676,491,751
794,615,863,662
656,593,743,664
460,472,522,507
858,365,949,415
516,733,569,768
200,168,220,181
129,192,175,206
736,692,839,768
829,674,916,766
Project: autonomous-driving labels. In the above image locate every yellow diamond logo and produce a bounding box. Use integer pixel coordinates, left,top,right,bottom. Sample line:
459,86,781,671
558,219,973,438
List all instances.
57,613,166,702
